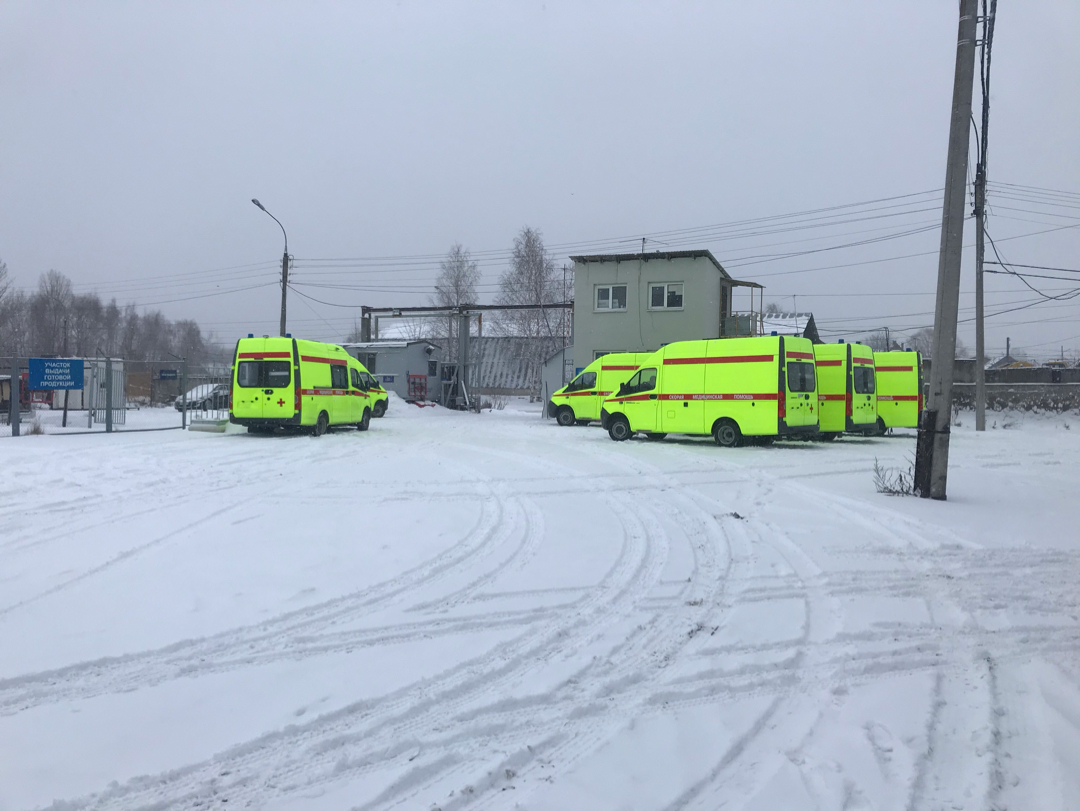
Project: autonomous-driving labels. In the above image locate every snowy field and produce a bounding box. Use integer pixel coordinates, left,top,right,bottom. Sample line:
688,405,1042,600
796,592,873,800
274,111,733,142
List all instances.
1,397,1077,811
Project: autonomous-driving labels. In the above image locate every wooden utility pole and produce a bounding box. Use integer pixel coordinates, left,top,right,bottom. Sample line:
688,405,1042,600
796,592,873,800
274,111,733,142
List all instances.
914,0,979,500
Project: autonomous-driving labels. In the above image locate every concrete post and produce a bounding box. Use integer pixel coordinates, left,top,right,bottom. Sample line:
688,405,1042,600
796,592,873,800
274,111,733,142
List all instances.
914,0,978,501
181,358,188,430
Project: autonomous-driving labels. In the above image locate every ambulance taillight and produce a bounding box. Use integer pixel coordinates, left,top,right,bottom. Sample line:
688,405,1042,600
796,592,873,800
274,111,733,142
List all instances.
294,387,301,412
845,391,853,417
778,389,786,419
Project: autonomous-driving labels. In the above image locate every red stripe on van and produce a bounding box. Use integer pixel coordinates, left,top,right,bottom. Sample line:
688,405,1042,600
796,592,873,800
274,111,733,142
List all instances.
786,351,814,360
818,394,846,401
300,355,348,366
815,360,842,367
661,392,779,401
239,351,291,359
663,355,774,365
301,388,351,396
601,365,639,371
877,395,919,401
876,366,914,372
853,358,874,365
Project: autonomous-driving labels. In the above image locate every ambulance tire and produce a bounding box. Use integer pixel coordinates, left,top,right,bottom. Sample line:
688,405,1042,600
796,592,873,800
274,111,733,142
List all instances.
712,419,742,448
644,432,667,441
373,401,386,418
358,408,371,431
873,417,888,436
608,416,632,442
556,406,576,427
313,411,329,437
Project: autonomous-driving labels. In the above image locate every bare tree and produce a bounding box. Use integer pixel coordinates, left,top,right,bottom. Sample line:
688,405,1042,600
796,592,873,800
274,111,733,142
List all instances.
0,257,9,307
431,244,480,362
764,302,782,315
864,330,891,352
907,326,966,358
30,270,73,355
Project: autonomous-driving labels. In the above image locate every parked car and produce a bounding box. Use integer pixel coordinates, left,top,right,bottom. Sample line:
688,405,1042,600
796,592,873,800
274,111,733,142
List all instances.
175,383,230,411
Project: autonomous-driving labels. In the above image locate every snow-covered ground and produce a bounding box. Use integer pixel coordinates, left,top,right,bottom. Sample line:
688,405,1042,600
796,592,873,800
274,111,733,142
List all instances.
1,397,1077,811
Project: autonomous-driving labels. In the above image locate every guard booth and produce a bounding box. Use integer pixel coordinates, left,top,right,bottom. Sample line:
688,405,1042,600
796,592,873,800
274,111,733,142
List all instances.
341,340,441,403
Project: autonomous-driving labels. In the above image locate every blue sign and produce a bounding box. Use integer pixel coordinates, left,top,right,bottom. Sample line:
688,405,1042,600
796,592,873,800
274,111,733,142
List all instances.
28,358,83,390
158,369,178,381
381,375,396,383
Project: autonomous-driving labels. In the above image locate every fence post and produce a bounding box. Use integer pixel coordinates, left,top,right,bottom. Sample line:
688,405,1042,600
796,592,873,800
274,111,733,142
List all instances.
8,358,19,437
105,356,114,433
181,358,188,430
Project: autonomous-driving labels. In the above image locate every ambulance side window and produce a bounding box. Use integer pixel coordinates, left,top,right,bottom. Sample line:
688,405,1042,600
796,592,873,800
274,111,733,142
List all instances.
350,368,362,389
365,373,380,390
624,368,656,395
331,365,348,389
566,371,596,392
854,366,875,394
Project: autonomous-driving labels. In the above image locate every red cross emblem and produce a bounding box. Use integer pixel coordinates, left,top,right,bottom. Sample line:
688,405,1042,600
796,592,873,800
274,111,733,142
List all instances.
277,398,285,406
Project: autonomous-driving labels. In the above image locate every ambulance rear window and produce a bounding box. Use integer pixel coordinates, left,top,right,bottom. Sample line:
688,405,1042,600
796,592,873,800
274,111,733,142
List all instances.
786,361,815,393
853,366,875,394
237,360,291,388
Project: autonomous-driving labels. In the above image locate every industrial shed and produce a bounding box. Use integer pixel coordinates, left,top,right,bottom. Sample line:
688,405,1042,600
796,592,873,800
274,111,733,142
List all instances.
341,340,441,402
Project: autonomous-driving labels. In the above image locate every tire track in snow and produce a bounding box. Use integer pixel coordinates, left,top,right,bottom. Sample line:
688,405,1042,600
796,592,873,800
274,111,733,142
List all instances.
54,487,657,810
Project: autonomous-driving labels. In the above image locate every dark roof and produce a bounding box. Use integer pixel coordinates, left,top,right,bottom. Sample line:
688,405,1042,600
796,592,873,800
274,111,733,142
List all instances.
569,250,731,280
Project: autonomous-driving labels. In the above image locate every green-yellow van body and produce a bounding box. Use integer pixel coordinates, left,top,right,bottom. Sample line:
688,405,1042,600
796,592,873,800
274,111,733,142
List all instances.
874,350,924,429
600,336,819,440
547,352,653,424
230,337,377,430
813,342,878,434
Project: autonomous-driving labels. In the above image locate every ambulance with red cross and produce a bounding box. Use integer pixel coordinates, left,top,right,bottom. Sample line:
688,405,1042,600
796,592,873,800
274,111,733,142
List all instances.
600,335,819,446
230,336,378,435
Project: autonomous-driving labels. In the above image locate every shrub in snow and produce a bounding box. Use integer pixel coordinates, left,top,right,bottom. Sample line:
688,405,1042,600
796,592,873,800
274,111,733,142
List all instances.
873,457,914,496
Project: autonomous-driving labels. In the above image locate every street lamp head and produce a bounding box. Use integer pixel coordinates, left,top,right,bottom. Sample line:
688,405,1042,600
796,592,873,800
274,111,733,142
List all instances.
251,198,265,211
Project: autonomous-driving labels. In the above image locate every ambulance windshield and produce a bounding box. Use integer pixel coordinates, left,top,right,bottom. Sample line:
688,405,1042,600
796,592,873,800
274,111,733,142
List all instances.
566,371,596,392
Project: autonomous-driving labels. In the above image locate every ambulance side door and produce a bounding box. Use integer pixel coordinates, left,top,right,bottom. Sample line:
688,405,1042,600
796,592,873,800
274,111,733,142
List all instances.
659,344,705,435
329,363,351,423
618,367,659,432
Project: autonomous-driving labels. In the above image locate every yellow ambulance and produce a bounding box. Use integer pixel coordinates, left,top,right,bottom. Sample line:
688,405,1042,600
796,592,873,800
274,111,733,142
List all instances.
600,336,819,446
813,341,878,438
873,350,924,431
357,369,389,418
229,336,378,435
547,352,652,426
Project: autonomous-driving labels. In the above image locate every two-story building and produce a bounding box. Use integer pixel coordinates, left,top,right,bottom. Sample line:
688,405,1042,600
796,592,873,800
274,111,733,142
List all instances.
569,249,763,365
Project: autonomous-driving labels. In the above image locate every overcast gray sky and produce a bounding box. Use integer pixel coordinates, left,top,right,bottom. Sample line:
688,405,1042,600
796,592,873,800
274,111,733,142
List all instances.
2,1,1077,357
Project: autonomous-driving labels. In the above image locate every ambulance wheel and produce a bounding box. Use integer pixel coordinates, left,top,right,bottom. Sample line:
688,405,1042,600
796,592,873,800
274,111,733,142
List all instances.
373,401,386,418
358,408,371,431
874,417,888,436
608,416,632,442
313,411,329,437
556,406,576,427
713,419,741,448
644,432,667,441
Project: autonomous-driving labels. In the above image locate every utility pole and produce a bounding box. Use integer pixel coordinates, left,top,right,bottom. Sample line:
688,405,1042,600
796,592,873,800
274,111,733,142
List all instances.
914,0,978,501
974,0,997,431
252,199,290,336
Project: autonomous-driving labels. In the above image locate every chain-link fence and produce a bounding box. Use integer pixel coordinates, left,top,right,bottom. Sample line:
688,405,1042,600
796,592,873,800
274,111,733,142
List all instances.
1,356,232,437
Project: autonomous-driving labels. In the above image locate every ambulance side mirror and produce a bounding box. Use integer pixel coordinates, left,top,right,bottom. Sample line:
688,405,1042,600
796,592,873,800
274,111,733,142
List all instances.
618,382,627,396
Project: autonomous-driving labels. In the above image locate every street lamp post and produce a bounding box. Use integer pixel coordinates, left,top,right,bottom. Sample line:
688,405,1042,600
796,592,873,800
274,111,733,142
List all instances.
252,199,289,337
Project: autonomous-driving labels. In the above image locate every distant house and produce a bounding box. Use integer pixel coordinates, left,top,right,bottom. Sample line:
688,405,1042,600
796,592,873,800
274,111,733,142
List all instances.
570,249,763,365
760,311,821,343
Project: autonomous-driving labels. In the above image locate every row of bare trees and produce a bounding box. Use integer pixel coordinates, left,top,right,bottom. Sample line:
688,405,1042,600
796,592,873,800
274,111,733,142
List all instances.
0,262,215,364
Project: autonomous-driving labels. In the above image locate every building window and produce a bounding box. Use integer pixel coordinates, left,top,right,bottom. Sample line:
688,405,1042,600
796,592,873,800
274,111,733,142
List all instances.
595,284,627,311
648,283,684,310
